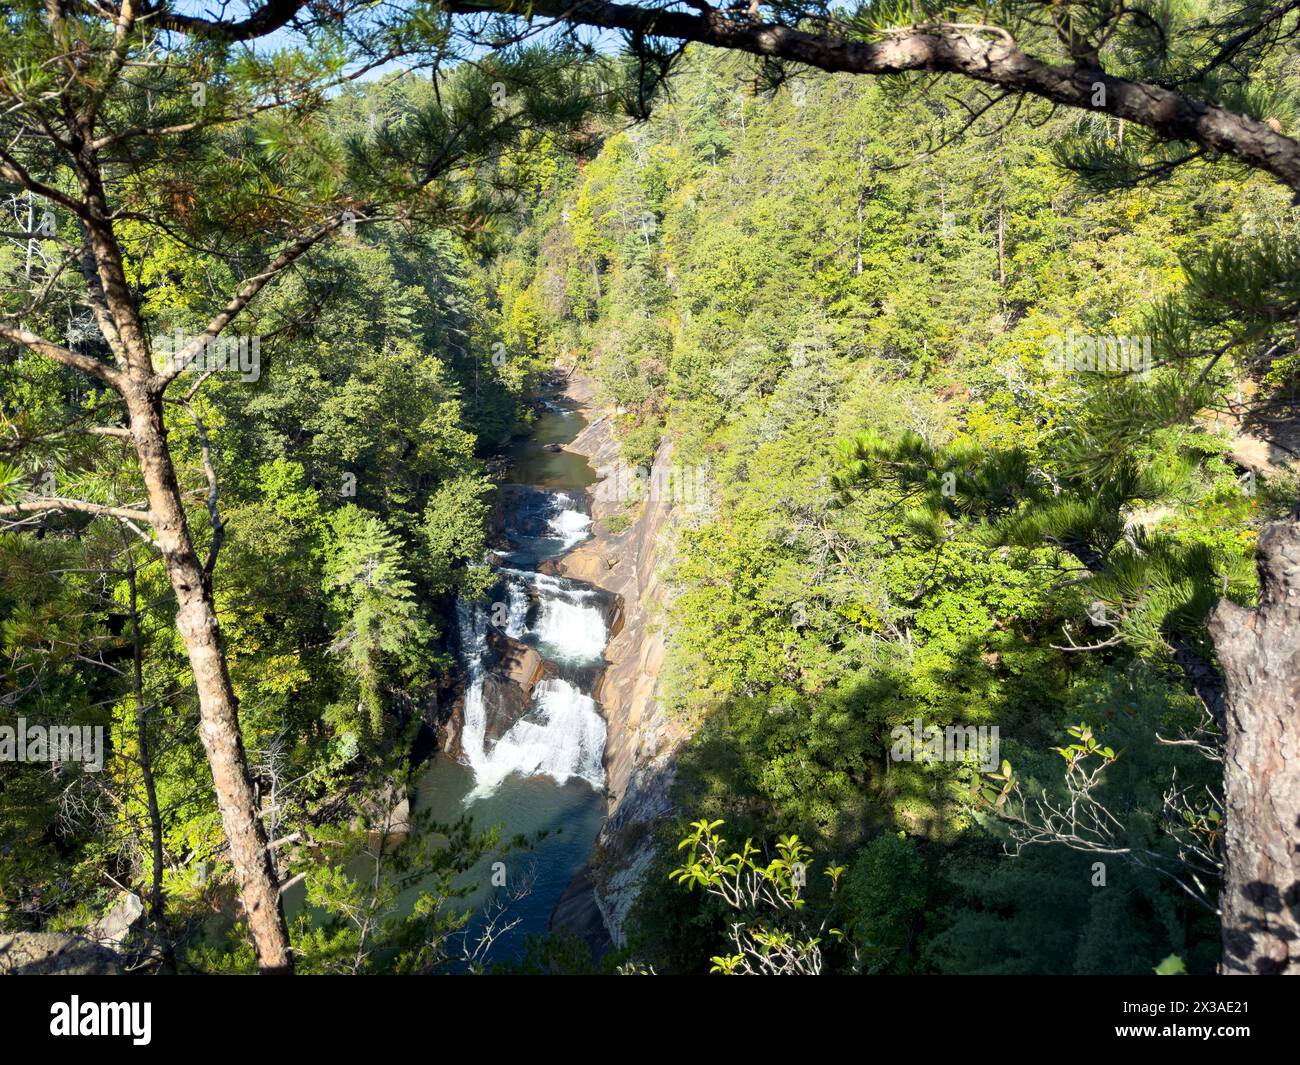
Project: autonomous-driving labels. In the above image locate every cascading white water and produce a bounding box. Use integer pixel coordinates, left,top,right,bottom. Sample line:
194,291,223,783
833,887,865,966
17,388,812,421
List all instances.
455,601,491,777
504,579,529,639
465,679,606,798
500,568,607,665
535,595,608,664
500,566,585,595
548,492,592,551
456,489,608,800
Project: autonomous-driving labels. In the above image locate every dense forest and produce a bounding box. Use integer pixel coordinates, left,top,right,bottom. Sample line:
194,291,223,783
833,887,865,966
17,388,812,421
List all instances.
494,52,1289,974
0,0,1298,980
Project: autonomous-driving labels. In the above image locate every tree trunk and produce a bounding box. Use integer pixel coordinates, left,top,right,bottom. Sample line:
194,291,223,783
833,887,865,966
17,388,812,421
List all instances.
126,557,175,972
1208,518,1300,975
124,384,294,974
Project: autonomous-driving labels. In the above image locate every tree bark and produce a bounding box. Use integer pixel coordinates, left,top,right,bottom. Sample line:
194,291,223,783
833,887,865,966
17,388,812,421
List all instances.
1208,518,1300,975
123,383,294,974
53,125,297,972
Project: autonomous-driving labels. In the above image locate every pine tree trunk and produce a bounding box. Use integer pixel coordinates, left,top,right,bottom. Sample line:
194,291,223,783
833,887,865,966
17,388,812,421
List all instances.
1208,518,1300,975
68,140,294,973
125,384,294,974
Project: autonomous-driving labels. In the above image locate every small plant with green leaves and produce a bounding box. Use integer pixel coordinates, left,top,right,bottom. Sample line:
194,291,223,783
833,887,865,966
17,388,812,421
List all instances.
1052,724,1119,773
671,819,847,975
976,723,1122,850
601,510,634,535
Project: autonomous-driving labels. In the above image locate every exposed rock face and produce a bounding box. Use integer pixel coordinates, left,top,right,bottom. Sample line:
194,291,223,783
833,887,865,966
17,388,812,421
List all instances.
556,375,691,945
548,866,614,960
93,892,145,948
0,933,125,975
482,630,549,747
439,682,465,762
0,892,148,974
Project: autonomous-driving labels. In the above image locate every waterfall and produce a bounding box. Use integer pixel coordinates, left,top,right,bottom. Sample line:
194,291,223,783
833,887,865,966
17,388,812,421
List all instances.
499,568,607,665
534,594,608,664
454,485,608,800
504,579,529,639
455,601,491,776
547,492,592,551
466,679,606,799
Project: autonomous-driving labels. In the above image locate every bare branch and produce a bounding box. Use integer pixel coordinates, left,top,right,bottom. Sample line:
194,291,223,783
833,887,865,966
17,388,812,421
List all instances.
0,321,123,387
0,495,152,523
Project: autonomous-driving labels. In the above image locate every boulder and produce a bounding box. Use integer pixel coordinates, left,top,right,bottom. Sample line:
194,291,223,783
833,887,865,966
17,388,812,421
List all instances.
0,933,124,975
358,782,410,836
479,631,551,747
93,892,145,947
557,544,616,584
487,630,546,692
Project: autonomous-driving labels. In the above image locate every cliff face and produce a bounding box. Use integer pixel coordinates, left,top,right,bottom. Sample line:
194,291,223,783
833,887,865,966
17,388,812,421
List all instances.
556,375,690,944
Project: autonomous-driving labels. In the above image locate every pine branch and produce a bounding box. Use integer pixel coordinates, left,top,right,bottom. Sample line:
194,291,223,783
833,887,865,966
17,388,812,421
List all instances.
443,1,1300,190
0,322,123,388
154,209,368,389
0,496,151,522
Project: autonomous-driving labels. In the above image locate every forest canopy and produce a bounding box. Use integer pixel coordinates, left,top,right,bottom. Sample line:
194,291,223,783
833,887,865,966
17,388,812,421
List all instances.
0,0,1297,977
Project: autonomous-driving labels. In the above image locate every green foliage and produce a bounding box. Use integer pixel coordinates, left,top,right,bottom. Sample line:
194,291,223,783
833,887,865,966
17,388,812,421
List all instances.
324,506,435,742
2,0,1296,975
487,46,1287,974
0,52,528,961
421,474,493,599
842,833,928,973
1154,953,1188,975
293,799,498,976
670,819,846,975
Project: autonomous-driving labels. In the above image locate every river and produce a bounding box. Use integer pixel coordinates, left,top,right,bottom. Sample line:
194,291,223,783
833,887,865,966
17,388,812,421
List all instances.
411,381,612,964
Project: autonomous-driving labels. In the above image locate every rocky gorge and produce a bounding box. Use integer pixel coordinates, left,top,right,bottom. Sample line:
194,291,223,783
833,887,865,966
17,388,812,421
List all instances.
432,369,692,955
549,375,692,946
